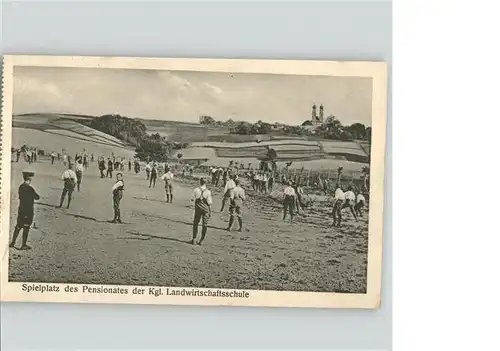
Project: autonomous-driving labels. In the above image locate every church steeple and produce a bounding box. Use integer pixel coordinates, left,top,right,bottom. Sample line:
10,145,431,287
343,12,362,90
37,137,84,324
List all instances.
319,104,324,122
311,104,317,122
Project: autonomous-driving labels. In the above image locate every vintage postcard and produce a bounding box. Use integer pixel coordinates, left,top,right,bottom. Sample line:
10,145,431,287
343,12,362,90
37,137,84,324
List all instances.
1,56,387,309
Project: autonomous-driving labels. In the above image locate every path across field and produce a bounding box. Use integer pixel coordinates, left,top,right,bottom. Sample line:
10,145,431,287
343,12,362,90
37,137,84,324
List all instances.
8,159,368,293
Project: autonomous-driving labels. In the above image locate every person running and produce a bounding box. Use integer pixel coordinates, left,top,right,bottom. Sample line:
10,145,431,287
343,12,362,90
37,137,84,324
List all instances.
106,158,113,178
75,159,84,192
111,173,125,223
128,159,132,172
91,153,94,163
343,186,359,222
145,162,152,180
149,162,158,188
190,177,212,245
332,184,346,227
63,152,68,167
9,170,40,250
161,167,174,203
50,151,56,165
354,189,366,218
227,179,245,232
58,163,77,209
16,149,21,162
283,181,296,222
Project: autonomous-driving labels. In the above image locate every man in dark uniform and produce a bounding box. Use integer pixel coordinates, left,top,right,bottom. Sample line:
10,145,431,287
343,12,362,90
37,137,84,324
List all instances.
106,158,113,178
98,157,106,178
9,171,40,250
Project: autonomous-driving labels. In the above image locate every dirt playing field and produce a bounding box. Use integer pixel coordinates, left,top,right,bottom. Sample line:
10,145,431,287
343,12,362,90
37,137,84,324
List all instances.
8,158,368,293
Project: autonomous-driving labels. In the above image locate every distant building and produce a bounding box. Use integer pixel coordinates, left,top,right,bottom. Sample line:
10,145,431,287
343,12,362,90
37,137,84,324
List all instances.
311,104,324,124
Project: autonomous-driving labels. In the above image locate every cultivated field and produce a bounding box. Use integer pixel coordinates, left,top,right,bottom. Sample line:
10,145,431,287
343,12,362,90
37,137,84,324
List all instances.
8,159,369,293
12,128,135,160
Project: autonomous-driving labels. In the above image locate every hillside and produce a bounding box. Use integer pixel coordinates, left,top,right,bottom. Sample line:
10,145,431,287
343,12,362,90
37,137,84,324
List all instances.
11,113,135,159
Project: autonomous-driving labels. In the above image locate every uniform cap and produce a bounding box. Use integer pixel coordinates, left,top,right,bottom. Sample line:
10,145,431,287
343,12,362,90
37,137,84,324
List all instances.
22,170,35,178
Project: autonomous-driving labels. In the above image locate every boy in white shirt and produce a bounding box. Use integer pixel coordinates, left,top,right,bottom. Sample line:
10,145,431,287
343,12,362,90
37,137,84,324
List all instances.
190,178,212,245
227,179,246,232
58,163,78,209
220,175,236,212
283,181,296,222
111,173,125,223
75,159,84,192
332,184,346,227
354,190,366,218
342,185,358,222
161,168,174,203
262,173,269,194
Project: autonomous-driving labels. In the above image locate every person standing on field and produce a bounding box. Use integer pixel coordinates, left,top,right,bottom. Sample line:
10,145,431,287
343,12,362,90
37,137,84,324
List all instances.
332,184,346,227
149,162,158,188
226,179,245,232
161,167,174,203
106,158,113,178
9,170,40,250
98,157,106,178
58,163,77,209
283,181,296,222
190,178,212,245
111,173,125,223
145,162,151,180
220,174,236,212
75,159,84,192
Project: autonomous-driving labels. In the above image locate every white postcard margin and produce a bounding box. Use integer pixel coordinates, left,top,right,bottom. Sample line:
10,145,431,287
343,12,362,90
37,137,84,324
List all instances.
0,55,387,309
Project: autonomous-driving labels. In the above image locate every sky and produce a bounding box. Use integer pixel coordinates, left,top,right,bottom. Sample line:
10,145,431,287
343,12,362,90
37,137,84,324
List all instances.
13,66,372,126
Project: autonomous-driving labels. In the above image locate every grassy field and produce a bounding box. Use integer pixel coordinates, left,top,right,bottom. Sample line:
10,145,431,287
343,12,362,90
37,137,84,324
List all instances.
8,159,368,293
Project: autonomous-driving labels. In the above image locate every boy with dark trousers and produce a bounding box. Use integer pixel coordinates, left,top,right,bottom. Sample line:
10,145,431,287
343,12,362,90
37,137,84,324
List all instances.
10,171,40,250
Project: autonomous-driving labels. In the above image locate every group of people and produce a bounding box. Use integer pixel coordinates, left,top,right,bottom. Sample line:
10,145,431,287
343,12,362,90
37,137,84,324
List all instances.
249,170,275,193
9,146,369,250
331,185,366,227
13,146,38,164
98,156,136,178
189,175,246,245
209,166,240,187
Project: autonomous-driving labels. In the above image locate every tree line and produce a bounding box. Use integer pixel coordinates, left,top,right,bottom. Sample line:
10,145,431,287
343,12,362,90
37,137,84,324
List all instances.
199,115,371,141
88,114,186,162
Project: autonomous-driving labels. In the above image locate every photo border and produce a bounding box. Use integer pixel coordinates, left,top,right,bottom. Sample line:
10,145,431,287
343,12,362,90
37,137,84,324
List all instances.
0,55,387,309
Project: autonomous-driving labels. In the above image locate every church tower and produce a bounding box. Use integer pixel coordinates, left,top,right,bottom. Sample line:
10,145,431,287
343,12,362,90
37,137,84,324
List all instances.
311,104,317,122
319,104,324,123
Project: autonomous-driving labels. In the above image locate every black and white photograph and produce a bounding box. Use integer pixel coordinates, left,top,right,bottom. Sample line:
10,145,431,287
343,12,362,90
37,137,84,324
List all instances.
1,56,387,308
